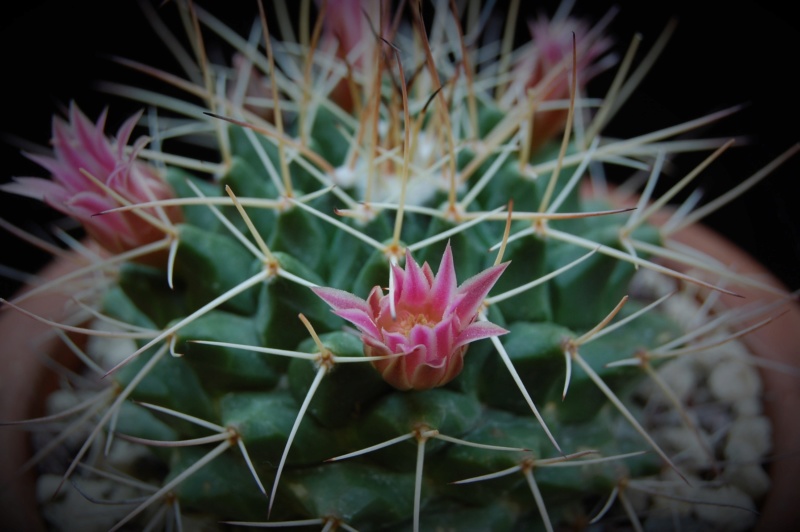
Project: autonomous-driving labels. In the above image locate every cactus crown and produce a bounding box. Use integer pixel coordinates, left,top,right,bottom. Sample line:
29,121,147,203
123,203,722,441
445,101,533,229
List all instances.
1,1,795,530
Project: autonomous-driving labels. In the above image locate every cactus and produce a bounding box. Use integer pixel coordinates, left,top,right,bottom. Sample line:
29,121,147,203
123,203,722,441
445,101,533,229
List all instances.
1,1,796,530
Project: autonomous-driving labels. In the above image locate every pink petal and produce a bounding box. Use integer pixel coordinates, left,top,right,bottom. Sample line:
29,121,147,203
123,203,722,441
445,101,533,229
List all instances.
367,286,384,317
333,308,381,339
381,329,411,354
454,321,508,349
311,286,371,314
408,317,458,365
313,286,390,340
66,191,118,220
453,262,508,323
53,115,106,185
408,347,465,389
0,177,64,202
434,317,459,359
409,324,440,365
399,248,431,307
428,242,457,316
390,262,405,301
421,262,435,287
74,104,111,162
377,356,413,391
114,110,144,160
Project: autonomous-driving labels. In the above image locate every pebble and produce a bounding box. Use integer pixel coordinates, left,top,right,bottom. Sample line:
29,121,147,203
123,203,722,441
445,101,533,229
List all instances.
709,359,762,403
724,416,772,463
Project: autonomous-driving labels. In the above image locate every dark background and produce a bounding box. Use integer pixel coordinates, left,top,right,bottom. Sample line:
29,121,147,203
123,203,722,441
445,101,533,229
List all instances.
1,1,798,299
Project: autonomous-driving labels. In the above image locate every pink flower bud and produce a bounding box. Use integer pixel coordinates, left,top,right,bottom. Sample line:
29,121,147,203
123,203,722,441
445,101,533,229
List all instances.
228,53,276,123
2,103,181,255
315,0,391,113
516,15,613,151
313,242,508,390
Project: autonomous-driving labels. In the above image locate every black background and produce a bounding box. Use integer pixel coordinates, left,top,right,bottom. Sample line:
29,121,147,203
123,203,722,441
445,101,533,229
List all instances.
1,1,798,299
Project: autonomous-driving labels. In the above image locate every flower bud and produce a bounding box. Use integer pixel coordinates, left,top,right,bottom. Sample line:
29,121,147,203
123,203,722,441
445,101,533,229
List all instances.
2,103,181,256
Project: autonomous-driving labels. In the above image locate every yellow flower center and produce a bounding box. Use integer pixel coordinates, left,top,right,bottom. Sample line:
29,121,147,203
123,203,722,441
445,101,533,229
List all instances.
389,310,433,337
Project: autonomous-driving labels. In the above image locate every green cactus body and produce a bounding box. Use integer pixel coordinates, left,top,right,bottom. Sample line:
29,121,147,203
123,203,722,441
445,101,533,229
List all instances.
1,1,791,530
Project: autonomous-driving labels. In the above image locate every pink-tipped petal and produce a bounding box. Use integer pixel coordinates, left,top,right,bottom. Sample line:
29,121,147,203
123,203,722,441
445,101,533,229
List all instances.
454,321,509,349
453,262,509,323
407,343,467,390
0,177,62,202
421,262,435,287
400,248,432,307
114,110,145,160
390,262,406,301
381,329,412,355
334,308,382,339
367,286,384,316
67,191,122,221
311,286,371,314
429,242,457,316
409,324,440,365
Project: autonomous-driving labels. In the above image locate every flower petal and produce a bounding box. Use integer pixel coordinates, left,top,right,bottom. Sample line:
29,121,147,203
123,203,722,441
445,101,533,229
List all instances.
399,248,432,308
452,261,509,323
0,177,64,203
390,262,405,302
428,242,457,317
114,109,145,161
409,323,440,365
454,321,509,349
333,308,381,339
311,286,371,314
408,346,465,389
421,262,435,287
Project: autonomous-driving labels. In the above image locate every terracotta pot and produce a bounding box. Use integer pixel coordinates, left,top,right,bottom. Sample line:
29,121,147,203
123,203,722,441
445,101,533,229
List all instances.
666,221,800,532
0,253,91,532
1,214,798,530
585,184,800,531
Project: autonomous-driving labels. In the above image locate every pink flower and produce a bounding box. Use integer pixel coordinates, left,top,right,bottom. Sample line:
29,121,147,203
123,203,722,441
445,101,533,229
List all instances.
2,103,181,255
313,243,509,390
315,0,391,113
516,15,613,151
228,53,276,123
